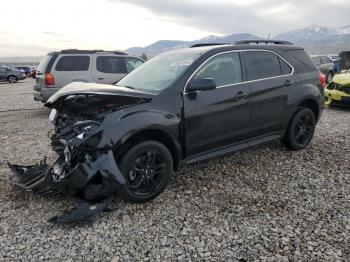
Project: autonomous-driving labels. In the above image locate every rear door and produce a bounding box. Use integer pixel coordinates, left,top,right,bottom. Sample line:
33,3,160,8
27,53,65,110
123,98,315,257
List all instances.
184,51,252,156
51,55,93,88
242,50,295,138
92,55,127,84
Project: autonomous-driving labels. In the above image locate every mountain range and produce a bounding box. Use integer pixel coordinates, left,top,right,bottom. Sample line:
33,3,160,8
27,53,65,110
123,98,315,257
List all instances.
126,25,350,57
1,25,350,63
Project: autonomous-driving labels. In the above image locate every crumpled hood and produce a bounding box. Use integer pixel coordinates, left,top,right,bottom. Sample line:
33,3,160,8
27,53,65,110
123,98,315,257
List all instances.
45,82,154,107
332,73,350,87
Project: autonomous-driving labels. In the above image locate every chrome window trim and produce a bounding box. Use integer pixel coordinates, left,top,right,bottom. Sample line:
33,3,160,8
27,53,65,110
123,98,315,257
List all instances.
183,49,295,94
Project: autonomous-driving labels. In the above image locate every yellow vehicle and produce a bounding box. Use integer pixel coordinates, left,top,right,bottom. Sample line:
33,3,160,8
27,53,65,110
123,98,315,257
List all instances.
324,72,350,106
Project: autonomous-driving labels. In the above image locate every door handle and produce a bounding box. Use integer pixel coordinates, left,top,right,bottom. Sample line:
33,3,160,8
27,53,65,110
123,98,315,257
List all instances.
234,91,248,100
98,77,104,80
284,80,292,87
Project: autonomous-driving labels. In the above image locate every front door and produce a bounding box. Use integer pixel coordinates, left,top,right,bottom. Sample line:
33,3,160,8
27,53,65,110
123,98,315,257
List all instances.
184,52,252,156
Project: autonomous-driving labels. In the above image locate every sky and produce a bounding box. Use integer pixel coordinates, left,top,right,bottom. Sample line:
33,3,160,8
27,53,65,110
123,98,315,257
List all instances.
0,0,349,57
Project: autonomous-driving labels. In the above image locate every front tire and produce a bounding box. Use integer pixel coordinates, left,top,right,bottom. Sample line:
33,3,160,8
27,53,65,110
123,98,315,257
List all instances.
283,108,316,150
118,141,173,203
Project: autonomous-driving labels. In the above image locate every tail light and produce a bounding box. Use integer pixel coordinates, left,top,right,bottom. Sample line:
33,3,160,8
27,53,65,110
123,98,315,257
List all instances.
45,73,55,87
319,72,326,87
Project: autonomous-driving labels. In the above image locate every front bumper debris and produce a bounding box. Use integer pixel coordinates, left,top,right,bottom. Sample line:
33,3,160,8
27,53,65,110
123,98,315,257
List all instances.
48,199,117,224
8,150,126,199
8,158,59,196
8,150,126,224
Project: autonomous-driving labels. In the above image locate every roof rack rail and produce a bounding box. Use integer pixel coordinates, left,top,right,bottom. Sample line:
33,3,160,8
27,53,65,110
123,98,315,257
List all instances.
60,49,127,55
235,40,293,45
112,51,128,55
190,43,228,48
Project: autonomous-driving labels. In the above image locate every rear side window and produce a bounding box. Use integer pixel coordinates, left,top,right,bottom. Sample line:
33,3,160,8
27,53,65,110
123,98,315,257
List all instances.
55,56,90,71
279,58,292,75
37,55,53,74
287,50,317,73
245,51,282,81
96,56,126,73
125,57,144,73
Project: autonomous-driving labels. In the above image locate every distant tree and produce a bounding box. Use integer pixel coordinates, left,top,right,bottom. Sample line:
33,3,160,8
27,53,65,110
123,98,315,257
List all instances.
140,53,148,61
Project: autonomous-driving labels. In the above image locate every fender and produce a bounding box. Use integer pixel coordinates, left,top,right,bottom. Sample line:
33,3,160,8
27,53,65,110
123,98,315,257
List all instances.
95,109,182,156
281,81,324,131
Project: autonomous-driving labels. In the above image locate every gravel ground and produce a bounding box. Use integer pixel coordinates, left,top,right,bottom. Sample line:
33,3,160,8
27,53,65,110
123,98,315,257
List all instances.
0,79,349,261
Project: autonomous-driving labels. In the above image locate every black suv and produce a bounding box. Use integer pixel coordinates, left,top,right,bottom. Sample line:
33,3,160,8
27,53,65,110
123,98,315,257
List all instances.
10,40,324,204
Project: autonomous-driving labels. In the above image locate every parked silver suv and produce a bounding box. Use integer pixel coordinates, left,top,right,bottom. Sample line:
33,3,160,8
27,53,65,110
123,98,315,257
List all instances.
33,49,144,102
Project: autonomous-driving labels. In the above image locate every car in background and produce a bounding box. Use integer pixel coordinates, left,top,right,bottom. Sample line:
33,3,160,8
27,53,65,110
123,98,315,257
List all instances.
324,72,350,107
0,66,26,83
15,66,31,77
33,49,144,102
310,55,335,83
332,59,341,73
30,67,37,78
339,51,350,71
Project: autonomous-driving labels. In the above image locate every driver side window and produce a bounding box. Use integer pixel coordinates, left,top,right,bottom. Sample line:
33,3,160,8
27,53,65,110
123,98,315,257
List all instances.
193,52,242,87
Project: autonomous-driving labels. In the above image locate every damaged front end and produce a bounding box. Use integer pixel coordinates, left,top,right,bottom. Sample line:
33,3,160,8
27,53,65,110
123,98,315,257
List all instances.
8,83,152,203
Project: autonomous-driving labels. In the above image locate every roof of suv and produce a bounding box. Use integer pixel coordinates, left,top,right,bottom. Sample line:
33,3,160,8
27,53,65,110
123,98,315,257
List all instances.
165,40,304,57
47,49,128,56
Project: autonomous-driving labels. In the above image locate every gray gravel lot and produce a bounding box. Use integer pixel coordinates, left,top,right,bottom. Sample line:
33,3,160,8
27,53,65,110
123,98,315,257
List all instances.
0,78,349,261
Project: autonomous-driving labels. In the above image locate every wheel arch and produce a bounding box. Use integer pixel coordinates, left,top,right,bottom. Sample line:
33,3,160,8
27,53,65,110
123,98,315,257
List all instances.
296,98,320,121
115,128,182,171
7,75,17,81
282,98,320,148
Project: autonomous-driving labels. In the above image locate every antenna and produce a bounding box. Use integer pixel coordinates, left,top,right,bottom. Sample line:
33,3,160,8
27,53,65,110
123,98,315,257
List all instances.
267,34,271,40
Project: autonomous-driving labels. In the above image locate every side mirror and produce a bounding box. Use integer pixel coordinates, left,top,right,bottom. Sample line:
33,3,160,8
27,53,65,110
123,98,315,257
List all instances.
186,78,216,93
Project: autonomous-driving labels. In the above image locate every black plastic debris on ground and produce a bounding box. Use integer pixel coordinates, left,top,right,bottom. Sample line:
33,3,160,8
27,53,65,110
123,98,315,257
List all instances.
48,199,116,224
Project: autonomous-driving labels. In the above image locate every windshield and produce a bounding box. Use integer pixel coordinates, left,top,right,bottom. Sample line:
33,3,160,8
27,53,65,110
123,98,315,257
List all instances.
311,56,321,66
117,51,201,92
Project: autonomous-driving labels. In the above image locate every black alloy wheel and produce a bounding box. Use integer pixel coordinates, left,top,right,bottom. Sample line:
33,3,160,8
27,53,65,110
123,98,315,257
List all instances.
283,108,316,150
118,141,173,203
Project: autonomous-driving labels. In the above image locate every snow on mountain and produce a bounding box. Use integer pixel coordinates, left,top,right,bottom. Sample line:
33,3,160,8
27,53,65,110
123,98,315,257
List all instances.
338,25,350,34
274,25,340,45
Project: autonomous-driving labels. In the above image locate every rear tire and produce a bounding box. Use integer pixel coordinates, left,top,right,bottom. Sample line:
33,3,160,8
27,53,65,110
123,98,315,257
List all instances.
282,108,316,151
8,75,17,83
118,141,173,203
